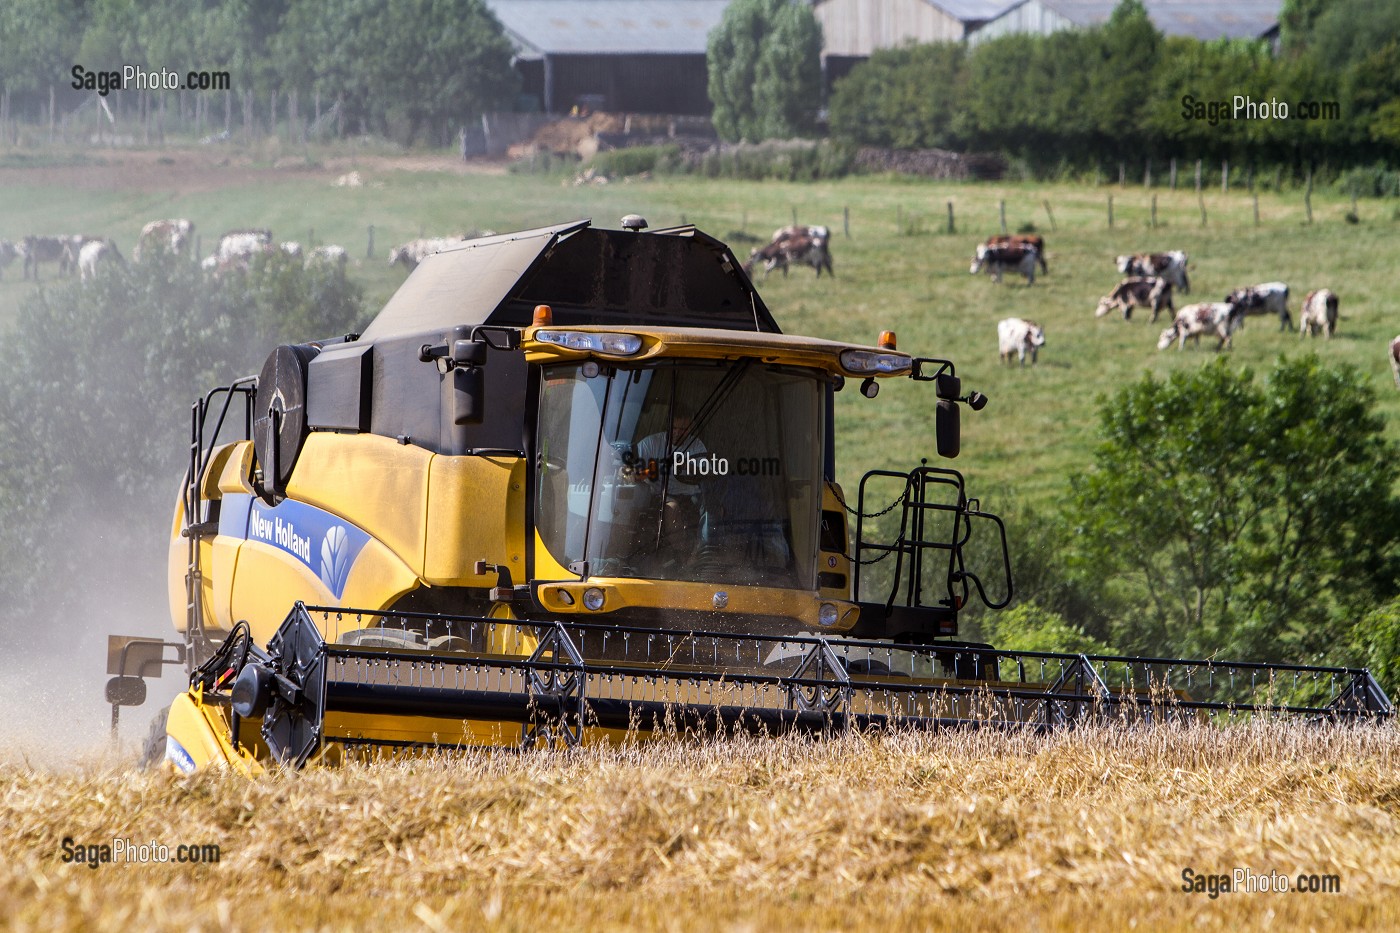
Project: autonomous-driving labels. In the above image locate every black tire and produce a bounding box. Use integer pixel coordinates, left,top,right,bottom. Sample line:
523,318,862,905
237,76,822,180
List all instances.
139,706,171,770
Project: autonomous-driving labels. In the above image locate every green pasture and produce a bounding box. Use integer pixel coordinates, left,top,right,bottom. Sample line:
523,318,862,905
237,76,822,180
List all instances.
3,159,1398,516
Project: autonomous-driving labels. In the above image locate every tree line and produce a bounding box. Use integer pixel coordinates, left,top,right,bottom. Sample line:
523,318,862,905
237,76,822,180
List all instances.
0,0,518,145
828,0,1400,177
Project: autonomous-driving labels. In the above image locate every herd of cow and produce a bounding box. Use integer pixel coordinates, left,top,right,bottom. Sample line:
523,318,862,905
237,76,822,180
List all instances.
737,223,1385,382
974,235,1348,374
0,219,354,284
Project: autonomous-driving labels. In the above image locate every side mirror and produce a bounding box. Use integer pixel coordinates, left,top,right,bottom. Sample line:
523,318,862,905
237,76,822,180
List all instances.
936,400,960,459
935,373,961,401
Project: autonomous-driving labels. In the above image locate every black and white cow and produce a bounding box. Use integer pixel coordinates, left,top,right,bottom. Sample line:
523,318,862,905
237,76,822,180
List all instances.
1116,251,1190,294
972,244,1038,285
1094,276,1174,322
1226,282,1291,331
998,317,1046,365
1157,302,1240,351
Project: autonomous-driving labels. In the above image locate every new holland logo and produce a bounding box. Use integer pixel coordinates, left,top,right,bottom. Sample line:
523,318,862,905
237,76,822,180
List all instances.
246,498,370,600
320,525,353,597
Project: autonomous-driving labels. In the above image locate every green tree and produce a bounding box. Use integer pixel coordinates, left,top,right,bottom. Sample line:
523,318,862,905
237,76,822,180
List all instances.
707,0,822,142
0,254,364,644
830,43,968,150
1070,357,1399,661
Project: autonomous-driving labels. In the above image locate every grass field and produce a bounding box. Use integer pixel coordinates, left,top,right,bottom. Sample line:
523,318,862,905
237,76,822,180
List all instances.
3,724,1398,931
4,147,1400,515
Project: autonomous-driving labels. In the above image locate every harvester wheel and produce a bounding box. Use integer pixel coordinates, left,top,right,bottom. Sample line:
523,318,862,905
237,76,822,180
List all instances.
139,706,170,770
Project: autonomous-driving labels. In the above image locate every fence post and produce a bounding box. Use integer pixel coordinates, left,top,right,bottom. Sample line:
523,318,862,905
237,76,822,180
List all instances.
1305,169,1313,224
843,206,850,238
1253,193,1259,226
1151,194,1158,228
1170,157,1177,191
1222,159,1229,194
1107,194,1114,229
1195,159,1202,194
1042,199,1056,232
367,224,375,259
1198,195,1208,227
946,201,955,234
999,199,1007,234
1144,158,1152,188
791,206,798,227
1118,162,1125,187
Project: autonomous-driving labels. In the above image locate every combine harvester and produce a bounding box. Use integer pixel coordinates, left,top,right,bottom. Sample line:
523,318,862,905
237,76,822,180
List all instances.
105,218,1391,773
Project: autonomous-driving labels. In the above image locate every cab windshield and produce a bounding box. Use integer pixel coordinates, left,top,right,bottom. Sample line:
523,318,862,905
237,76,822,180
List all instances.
535,359,823,589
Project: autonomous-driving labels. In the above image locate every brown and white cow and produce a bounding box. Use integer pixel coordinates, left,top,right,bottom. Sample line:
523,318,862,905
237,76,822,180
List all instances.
1094,276,1174,322
134,218,195,261
1116,250,1190,293
745,225,834,279
1226,282,1292,331
1157,302,1240,352
998,317,1046,365
1299,289,1338,339
971,244,1038,285
77,238,124,280
1390,336,1400,388
986,234,1047,274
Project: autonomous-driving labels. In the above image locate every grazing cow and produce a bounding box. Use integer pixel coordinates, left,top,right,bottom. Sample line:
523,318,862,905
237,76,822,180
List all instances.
1299,289,1339,339
745,225,834,278
1390,336,1400,388
998,317,1046,365
1116,251,1190,293
986,233,1048,273
308,244,348,270
134,218,195,261
1094,276,1174,322
202,229,276,273
388,236,465,271
21,236,69,280
0,239,17,279
1157,302,1240,351
1226,282,1292,331
78,239,124,280
971,244,1038,285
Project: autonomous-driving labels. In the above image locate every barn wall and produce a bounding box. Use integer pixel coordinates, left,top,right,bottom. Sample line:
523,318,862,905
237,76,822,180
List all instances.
545,54,712,115
815,0,969,57
968,2,1078,45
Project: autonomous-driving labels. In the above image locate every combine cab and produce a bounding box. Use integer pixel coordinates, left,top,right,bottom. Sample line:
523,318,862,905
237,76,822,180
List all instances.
106,219,1390,772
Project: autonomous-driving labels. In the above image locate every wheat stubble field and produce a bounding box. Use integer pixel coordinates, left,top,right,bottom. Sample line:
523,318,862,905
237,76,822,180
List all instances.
2,724,1398,932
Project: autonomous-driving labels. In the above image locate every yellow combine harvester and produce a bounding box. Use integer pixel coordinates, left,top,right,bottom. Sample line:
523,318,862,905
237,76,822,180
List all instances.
105,219,1390,773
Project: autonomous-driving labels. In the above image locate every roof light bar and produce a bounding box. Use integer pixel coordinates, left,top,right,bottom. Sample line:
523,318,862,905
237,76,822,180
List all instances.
535,330,643,356
840,349,912,376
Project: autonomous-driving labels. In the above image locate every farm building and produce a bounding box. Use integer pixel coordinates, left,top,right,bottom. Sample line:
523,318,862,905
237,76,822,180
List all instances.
486,0,730,115
814,0,1016,84
968,0,1282,45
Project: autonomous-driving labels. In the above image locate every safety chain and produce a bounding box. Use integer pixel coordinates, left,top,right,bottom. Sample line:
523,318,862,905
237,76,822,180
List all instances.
824,479,910,520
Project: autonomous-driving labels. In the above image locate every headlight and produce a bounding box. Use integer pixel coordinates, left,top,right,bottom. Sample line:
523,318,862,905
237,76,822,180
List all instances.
839,349,912,376
536,330,643,356
583,587,606,611
818,603,839,626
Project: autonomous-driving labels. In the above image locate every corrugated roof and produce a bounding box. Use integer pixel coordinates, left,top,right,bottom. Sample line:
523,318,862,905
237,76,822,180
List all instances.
1030,0,1280,39
486,0,732,57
